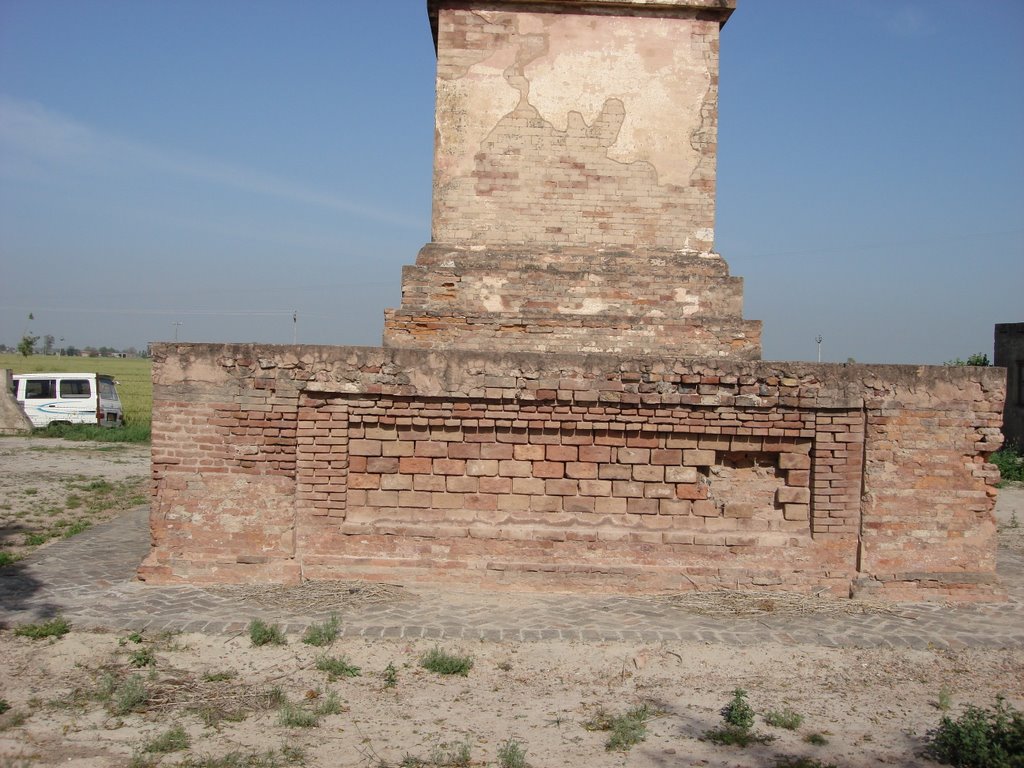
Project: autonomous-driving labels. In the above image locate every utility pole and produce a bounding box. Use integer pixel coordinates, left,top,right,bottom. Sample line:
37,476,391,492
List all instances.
293,311,298,344
816,334,823,363
173,321,183,342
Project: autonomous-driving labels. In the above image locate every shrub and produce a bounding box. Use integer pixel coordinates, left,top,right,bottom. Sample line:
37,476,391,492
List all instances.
112,674,148,715
143,724,190,753
765,707,805,730
302,615,340,647
14,616,70,639
420,647,473,676
496,739,528,768
248,619,286,647
722,688,755,730
315,654,361,680
992,444,1024,484
925,697,1024,768
277,701,319,728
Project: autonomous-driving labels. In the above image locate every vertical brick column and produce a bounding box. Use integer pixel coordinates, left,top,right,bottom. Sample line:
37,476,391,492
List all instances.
810,410,864,538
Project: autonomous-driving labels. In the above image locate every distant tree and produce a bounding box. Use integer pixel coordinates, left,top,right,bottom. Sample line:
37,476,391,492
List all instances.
124,346,138,358
18,334,39,357
83,346,97,357
944,353,990,367
64,346,80,357
97,346,115,357
42,334,55,355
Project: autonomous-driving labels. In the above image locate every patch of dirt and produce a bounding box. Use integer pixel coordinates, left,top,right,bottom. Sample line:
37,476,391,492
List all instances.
0,629,1021,767
0,437,149,562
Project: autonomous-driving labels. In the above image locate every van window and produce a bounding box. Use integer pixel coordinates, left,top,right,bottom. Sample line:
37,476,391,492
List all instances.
98,378,119,400
25,379,57,399
60,379,92,398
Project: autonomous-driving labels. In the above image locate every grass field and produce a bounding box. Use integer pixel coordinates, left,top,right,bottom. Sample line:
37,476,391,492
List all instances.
1,354,152,429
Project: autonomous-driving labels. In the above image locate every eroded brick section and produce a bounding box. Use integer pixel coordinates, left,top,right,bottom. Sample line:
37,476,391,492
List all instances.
431,6,726,250
144,344,1005,600
384,244,761,357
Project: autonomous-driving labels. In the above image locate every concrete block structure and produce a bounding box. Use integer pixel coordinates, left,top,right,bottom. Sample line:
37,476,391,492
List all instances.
142,0,1007,601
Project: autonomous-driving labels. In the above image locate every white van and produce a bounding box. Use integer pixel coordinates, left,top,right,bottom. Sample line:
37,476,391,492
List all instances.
12,373,124,428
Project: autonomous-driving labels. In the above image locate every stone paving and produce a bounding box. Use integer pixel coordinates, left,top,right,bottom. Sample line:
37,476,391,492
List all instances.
1,506,1022,650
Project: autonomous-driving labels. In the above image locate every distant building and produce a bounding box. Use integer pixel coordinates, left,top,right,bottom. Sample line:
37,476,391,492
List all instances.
995,323,1024,446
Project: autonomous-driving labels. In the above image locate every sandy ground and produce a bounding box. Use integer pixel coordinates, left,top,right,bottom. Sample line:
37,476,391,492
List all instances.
0,438,1022,767
0,437,149,561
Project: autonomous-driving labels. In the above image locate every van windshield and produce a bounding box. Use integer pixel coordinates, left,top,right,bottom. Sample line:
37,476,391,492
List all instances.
25,379,56,399
61,379,92,398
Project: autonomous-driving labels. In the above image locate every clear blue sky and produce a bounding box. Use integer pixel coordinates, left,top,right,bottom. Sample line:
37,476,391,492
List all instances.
1,0,1021,363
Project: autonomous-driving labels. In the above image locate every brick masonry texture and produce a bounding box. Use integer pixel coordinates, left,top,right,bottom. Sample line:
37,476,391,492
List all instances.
430,3,726,251
383,244,761,358
142,343,1006,601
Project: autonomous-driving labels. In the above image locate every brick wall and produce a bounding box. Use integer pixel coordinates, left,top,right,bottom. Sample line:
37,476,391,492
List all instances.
142,344,1005,600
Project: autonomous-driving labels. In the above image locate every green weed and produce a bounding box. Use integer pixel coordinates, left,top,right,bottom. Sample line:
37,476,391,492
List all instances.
803,732,829,746
383,662,398,689
128,647,156,668
702,688,774,747
925,696,1024,768
248,619,286,647
722,688,755,729
202,670,237,683
315,654,361,680
992,444,1024,484
14,616,70,639
936,685,954,712
302,615,340,647
142,724,190,753
0,552,19,567
772,759,839,768
496,739,527,768
111,674,148,715
764,707,805,730
419,647,473,677
171,746,305,768
277,701,319,728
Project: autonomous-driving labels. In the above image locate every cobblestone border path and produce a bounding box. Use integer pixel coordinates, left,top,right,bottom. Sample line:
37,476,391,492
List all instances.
2,507,1022,649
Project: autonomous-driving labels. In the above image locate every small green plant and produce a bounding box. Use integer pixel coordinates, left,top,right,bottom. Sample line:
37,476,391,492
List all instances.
429,740,472,767
722,688,756,729
112,674,148,715
764,707,805,730
383,662,398,688
249,619,286,647
129,647,156,668
605,704,653,751
0,700,10,715
992,444,1024,484
279,702,319,729
772,759,839,768
316,654,361,680
142,724,190,753
120,631,145,645
23,532,49,546
302,614,340,647
936,685,954,712
702,688,774,747
496,738,528,768
803,732,829,746
14,616,70,639
315,690,343,717
278,700,320,728
420,647,473,676
924,696,1024,768
0,551,18,567
202,670,237,682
